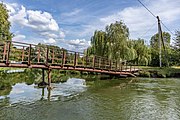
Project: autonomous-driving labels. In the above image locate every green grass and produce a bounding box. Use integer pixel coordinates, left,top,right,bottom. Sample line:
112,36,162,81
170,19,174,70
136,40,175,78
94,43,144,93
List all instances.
138,66,180,78
139,66,180,73
0,67,25,71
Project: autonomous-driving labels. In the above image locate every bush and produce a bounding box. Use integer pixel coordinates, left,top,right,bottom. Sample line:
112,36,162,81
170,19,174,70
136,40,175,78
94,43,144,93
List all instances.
139,71,150,77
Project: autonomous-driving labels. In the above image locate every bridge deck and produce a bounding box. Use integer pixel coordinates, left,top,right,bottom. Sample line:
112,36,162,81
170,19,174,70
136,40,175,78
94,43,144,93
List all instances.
0,63,137,77
0,41,139,78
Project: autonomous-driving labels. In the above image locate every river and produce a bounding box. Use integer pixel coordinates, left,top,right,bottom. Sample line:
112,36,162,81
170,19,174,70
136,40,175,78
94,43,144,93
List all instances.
0,70,180,120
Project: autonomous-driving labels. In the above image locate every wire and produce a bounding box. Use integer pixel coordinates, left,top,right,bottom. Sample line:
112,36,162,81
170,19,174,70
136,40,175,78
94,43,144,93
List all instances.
137,0,175,36
137,0,156,18
140,21,157,38
161,21,175,35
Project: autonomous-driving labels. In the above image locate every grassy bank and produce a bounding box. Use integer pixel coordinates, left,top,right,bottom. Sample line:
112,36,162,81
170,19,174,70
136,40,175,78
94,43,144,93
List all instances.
138,66,180,78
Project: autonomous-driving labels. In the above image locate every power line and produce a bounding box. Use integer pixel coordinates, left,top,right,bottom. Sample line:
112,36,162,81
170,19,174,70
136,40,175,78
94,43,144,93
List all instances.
140,21,156,38
137,0,175,36
161,21,175,35
137,0,156,18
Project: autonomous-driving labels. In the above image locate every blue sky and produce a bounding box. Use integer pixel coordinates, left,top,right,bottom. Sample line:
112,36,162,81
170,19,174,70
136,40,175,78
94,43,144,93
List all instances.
3,0,180,51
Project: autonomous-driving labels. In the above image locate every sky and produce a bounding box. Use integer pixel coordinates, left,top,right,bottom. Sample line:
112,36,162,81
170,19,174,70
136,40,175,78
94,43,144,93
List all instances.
3,0,180,51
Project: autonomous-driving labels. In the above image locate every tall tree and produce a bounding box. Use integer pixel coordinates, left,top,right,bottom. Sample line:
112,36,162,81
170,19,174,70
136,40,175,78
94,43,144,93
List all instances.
90,30,108,57
106,21,129,60
169,31,180,65
174,31,180,50
0,3,13,42
150,32,171,66
132,39,151,65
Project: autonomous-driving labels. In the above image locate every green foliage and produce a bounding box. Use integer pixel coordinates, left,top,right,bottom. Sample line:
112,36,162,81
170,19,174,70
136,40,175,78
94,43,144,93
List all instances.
88,21,130,61
131,39,151,65
0,3,13,42
106,21,129,60
87,21,151,66
139,71,151,77
150,32,171,66
170,31,180,66
173,31,180,49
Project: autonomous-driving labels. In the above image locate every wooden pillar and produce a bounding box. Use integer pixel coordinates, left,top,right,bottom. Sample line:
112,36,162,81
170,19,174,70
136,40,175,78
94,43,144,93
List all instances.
99,57,101,69
120,63,123,72
109,60,112,70
157,16,162,68
115,60,117,72
42,69,45,82
62,50,66,67
22,46,25,62
74,52,77,67
6,41,11,65
85,55,88,67
46,47,49,66
3,42,6,61
52,48,54,64
47,68,52,89
47,88,51,101
41,87,45,97
28,44,32,65
82,56,84,66
125,62,127,72
38,48,40,63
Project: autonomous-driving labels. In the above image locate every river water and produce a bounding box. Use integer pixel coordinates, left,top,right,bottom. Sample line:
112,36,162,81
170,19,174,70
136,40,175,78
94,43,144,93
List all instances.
0,72,180,120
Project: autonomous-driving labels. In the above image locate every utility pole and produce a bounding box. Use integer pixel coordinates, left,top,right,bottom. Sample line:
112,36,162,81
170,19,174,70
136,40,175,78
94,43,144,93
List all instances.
157,16,162,68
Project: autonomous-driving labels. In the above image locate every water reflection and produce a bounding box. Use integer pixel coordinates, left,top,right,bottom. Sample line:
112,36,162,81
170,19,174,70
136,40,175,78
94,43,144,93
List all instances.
47,78,87,101
0,78,87,107
1,70,180,120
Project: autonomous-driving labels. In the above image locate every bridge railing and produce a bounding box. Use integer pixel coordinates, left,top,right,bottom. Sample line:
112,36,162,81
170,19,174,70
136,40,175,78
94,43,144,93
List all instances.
0,41,137,72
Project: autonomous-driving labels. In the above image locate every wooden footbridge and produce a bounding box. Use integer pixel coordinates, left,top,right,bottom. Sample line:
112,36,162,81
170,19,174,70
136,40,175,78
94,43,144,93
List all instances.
0,41,139,88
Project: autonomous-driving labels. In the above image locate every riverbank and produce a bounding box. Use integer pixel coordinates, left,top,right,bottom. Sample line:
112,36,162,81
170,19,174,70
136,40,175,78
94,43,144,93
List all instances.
138,66,180,78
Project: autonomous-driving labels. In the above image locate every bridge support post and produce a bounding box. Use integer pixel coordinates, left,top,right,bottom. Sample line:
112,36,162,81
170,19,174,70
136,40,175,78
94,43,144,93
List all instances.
42,69,45,82
38,69,48,87
47,68,52,90
47,88,51,101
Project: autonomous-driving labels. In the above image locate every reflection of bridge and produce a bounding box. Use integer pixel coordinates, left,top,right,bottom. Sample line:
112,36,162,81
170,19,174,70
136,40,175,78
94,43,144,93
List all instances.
0,41,139,88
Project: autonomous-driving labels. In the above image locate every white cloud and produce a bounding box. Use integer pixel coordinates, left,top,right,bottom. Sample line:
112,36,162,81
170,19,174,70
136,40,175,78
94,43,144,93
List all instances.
59,31,66,38
68,39,91,51
69,39,90,46
62,9,82,17
9,5,59,32
44,38,56,44
12,34,26,41
6,3,65,43
5,3,18,14
9,6,29,27
40,32,58,38
99,0,180,40
27,10,59,31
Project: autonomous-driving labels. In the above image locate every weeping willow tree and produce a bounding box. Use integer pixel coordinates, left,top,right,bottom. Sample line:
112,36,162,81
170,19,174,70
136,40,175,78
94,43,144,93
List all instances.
88,21,132,61
106,21,130,60
90,30,108,57
132,39,151,65
150,32,171,66
87,20,151,65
